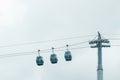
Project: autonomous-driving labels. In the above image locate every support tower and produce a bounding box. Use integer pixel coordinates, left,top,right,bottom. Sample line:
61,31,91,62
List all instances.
89,32,110,80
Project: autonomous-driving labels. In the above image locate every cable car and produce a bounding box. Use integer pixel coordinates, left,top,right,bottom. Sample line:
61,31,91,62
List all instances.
50,54,58,64
36,50,44,66
64,44,72,61
50,47,58,64
36,56,44,66
64,51,72,61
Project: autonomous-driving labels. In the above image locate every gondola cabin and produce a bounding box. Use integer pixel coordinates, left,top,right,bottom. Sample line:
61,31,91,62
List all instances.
36,56,44,66
50,54,58,64
64,51,72,61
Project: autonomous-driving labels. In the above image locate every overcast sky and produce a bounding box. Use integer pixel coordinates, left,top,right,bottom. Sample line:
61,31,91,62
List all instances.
0,0,120,80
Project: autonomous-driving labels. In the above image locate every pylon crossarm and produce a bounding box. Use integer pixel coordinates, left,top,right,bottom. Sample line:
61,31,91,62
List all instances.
89,40,98,44
102,45,111,47
101,39,110,43
90,46,98,48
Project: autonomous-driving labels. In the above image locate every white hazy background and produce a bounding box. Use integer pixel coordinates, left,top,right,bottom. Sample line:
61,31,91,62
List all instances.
0,0,120,80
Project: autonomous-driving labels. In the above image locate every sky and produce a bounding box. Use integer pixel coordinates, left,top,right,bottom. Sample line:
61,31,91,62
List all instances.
0,0,120,80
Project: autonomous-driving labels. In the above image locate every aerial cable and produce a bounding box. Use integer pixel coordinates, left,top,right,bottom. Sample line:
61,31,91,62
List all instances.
3,45,120,59
109,38,120,40
5,42,120,58
0,41,90,59
0,46,89,59
0,51,36,59
111,45,120,47
53,41,88,50
0,35,94,48
0,34,119,48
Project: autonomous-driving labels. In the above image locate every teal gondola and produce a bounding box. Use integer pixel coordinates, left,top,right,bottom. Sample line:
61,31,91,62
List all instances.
36,56,44,66
50,54,58,64
65,51,72,61
50,47,58,64
64,44,72,61
36,50,44,66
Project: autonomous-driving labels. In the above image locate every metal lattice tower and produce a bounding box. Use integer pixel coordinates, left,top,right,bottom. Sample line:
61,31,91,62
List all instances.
89,32,110,80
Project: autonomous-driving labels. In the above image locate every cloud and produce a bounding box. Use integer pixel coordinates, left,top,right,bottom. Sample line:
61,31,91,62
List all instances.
0,0,120,80
0,0,27,26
